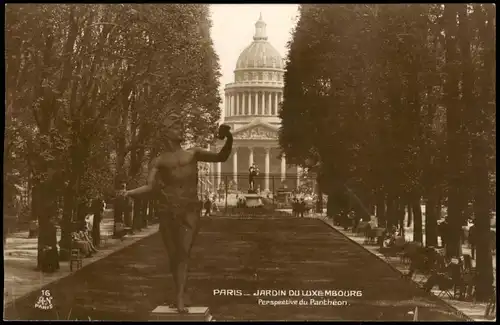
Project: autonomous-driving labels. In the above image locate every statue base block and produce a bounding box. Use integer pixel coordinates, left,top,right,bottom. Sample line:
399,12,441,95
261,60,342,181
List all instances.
150,306,213,321
244,194,263,208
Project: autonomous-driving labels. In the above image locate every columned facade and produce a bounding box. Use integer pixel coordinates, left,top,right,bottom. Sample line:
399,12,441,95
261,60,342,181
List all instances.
213,14,299,194
224,90,283,119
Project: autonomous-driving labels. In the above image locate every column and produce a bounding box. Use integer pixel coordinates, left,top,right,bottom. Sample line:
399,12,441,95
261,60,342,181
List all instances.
225,95,229,117
254,92,258,115
265,148,270,191
241,93,244,115
231,94,235,116
248,147,254,166
229,95,232,117
216,162,221,188
235,93,241,115
243,93,247,115
233,148,238,185
268,92,272,115
281,154,286,181
261,92,265,115
249,92,253,115
274,92,278,115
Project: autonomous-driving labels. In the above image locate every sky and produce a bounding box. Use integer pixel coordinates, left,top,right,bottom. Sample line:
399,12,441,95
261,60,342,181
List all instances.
210,4,300,120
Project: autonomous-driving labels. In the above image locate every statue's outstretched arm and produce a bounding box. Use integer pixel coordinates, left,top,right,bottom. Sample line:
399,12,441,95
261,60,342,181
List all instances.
126,160,159,198
196,126,233,163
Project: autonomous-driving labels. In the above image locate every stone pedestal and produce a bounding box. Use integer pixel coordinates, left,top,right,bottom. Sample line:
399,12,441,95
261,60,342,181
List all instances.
244,194,263,208
150,306,213,321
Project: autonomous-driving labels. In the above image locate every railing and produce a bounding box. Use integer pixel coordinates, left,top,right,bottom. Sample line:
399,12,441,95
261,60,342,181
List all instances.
197,173,320,215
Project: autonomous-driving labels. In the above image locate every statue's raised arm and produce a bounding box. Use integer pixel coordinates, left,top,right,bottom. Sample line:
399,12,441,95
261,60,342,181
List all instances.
124,159,159,198
195,124,233,163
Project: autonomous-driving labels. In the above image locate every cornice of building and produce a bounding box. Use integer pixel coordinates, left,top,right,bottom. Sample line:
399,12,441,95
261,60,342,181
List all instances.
225,82,284,91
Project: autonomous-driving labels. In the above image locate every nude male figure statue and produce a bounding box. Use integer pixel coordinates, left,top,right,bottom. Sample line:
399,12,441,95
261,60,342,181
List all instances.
124,118,233,313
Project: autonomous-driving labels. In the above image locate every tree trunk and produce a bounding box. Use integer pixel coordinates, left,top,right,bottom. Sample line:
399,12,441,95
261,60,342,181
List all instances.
375,190,386,228
59,183,75,261
386,195,396,230
92,209,102,247
412,195,423,244
36,178,58,272
326,191,335,219
425,191,439,247
132,199,142,231
142,200,149,228
472,151,494,301
150,200,158,223
316,176,323,213
32,183,42,269
406,203,413,228
469,3,495,301
124,199,132,228
397,199,405,236
444,4,467,258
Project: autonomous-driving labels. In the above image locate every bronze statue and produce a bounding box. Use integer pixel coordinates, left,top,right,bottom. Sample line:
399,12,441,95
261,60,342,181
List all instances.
124,119,233,313
248,163,259,192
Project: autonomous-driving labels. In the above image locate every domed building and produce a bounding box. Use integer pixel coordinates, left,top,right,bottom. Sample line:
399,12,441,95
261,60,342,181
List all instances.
211,14,300,194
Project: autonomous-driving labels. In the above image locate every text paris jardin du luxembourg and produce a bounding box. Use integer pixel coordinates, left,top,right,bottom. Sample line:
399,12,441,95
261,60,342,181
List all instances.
213,289,363,306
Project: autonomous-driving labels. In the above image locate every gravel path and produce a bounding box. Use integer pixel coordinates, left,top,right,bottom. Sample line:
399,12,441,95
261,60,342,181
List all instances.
4,215,469,321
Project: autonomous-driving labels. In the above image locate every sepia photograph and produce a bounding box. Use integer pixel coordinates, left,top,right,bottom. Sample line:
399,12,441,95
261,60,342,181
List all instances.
3,3,496,321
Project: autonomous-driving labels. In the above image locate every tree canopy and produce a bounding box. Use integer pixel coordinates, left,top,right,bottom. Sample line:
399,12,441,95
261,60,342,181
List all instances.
280,4,495,300
5,4,221,261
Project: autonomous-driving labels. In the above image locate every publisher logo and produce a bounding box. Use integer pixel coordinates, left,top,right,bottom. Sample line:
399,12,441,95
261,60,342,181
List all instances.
34,290,53,310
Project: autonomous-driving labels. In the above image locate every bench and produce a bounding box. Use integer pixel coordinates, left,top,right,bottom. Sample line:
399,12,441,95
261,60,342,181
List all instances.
354,222,370,237
100,231,114,246
69,248,83,271
113,227,132,241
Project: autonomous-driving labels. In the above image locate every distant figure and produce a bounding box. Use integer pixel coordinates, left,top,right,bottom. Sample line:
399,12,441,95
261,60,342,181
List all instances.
204,197,212,217
28,220,38,238
369,215,378,229
438,219,449,249
40,216,60,273
114,182,128,235
292,197,299,217
249,163,259,191
299,198,306,218
72,229,96,258
468,221,477,259
348,211,356,230
218,185,224,202
422,259,462,294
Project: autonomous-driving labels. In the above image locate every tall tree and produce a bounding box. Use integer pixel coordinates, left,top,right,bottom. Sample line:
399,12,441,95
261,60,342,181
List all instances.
5,4,222,267
469,3,495,301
